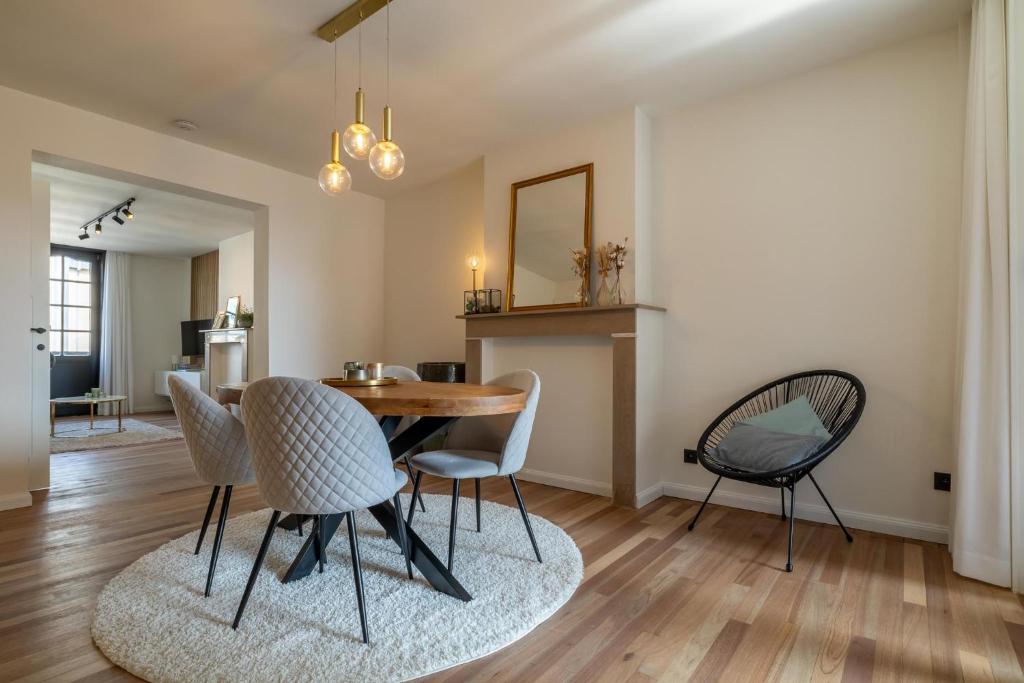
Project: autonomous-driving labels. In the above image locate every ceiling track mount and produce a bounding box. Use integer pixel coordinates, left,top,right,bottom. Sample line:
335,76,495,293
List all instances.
317,0,389,43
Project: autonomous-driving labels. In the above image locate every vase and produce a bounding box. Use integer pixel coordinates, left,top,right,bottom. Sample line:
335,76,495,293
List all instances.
610,270,625,305
596,273,611,306
576,278,590,306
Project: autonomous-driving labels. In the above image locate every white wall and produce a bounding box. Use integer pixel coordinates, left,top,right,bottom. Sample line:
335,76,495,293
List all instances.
0,84,385,508
653,29,965,539
130,255,190,412
382,160,483,370
383,29,966,541
218,231,254,314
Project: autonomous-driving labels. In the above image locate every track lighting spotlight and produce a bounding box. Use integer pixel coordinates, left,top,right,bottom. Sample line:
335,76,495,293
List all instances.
112,214,124,225
77,197,135,240
78,228,89,241
94,221,102,235
122,205,134,220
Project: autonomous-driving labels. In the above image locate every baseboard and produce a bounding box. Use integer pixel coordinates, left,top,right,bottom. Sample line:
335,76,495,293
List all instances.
661,482,949,544
517,468,612,497
0,491,32,512
635,483,664,508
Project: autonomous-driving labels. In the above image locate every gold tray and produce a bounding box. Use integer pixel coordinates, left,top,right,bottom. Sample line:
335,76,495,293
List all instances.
320,376,399,388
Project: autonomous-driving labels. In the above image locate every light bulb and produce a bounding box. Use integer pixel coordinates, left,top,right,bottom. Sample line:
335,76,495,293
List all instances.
369,140,405,180
318,162,351,195
467,255,480,270
343,122,377,160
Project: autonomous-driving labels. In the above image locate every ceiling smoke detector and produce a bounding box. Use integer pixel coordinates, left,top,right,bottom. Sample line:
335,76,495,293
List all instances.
173,119,198,132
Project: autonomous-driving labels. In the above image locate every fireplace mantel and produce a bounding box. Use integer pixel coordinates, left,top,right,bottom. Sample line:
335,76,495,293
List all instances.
458,303,665,507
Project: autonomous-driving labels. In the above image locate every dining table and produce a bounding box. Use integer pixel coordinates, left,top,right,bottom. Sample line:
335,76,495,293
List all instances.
216,379,527,602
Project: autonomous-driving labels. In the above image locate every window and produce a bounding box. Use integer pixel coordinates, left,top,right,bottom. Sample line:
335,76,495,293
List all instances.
49,252,96,356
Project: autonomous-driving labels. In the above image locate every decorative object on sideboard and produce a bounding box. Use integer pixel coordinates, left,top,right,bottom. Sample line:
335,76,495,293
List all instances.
507,163,593,311
225,296,241,326
211,312,228,330
608,238,628,305
417,362,466,383
463,289,502,315
569,247,590,306
595,244,612,306
235,306,253,329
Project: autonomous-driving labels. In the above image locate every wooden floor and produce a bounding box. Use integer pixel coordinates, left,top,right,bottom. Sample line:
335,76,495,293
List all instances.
2,414,1024,682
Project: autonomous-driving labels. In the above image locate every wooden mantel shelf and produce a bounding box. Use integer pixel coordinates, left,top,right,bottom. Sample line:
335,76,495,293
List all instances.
459,303,666,508
458,303,665,339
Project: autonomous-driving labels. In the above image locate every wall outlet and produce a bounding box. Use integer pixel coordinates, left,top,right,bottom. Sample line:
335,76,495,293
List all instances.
934,471,951,492
683,448,699,464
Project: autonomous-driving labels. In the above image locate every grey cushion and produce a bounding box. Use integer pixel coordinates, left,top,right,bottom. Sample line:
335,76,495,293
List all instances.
168,374,255,486
241,377,401,515
740,396,831,438
710,423,827,473
410,450,501,478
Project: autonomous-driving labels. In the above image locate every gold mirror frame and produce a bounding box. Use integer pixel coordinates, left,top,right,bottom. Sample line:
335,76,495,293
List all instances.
506,163,593,312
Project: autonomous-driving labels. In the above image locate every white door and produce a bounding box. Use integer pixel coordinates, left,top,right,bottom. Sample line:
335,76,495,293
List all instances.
29,180,50,490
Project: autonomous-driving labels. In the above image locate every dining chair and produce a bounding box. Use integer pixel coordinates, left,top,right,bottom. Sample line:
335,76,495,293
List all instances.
167,375,256,598
405,369,541,571
232,376,413,643
381,365,426,513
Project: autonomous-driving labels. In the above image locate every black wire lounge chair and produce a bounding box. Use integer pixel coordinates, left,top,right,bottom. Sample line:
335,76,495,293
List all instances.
688,370,866,572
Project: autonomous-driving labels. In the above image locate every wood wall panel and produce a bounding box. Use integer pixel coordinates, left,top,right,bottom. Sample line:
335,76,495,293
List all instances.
189,250,218,319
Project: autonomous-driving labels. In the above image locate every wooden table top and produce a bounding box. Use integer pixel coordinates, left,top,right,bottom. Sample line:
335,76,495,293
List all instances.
217,380,525,417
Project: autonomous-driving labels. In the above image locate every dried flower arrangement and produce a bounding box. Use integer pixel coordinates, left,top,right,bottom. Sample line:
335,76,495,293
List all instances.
569,247,590,305
607,238,628,305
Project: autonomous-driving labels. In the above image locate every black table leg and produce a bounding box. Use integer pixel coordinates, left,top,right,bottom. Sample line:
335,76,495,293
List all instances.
277,415,471,601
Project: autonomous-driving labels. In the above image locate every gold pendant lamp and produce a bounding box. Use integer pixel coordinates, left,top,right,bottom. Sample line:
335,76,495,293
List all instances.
369,0,405,180
318,30,352,195
342,7,377,160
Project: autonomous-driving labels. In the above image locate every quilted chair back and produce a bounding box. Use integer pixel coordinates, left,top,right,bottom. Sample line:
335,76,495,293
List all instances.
168,375,255,486
444,369,540,475
241,377,398,515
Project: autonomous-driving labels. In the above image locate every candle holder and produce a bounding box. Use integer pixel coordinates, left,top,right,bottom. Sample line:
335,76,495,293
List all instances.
464,289,502,314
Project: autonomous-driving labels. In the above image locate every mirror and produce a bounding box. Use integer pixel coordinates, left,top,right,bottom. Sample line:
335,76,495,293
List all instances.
507,163,593,311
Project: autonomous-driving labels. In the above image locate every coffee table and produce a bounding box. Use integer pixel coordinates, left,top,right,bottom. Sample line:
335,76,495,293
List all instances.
50,395,128,437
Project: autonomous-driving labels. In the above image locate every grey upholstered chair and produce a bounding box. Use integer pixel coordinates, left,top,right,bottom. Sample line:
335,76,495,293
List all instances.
406,369,541,571
381,364,426,512
232,377,412,644
167,374,256,598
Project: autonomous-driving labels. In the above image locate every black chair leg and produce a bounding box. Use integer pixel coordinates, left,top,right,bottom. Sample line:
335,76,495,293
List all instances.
475,478,481,532
195,485,220,554
297,515,304,537
448,479,460,571
204,485,232,597
687,476,721,531
314,515,325,574
780,487,787,520
346,511,370,644
808,473,853,542
786,485,795,573
405,456,426,512
407,470,424,527
393,492,413,579
509,474,542,563
233,510,281,630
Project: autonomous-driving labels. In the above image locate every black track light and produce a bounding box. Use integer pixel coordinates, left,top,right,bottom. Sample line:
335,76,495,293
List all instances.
122,204,134,220
112,214,124,225
78,228,89,241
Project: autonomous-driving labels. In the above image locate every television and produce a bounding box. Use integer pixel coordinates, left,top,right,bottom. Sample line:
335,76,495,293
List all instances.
181,319,212,357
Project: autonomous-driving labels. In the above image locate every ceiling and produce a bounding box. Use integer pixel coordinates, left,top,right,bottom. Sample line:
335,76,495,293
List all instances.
1,0,970,198
36,163,255,258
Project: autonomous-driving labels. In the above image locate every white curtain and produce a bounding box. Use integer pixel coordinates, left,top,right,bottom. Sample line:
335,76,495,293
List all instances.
952,0,1011,586
99,252,133,415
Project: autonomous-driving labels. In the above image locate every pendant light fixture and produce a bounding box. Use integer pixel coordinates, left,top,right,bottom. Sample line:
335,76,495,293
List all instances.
369,0,405,180
342,7,377,160
318,30,352,196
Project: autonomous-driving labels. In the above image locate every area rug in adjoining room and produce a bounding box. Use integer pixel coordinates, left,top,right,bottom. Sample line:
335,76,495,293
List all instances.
50,418,182,453
92,493,583,682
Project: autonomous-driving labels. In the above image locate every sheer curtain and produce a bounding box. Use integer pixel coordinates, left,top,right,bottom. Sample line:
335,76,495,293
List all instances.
99,251,133,415
952,0,1011,586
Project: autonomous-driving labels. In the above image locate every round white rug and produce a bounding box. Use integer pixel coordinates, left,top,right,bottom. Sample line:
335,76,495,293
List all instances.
92,493,582,682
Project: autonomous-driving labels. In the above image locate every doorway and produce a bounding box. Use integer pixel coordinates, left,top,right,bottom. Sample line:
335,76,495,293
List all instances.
49,245,103,415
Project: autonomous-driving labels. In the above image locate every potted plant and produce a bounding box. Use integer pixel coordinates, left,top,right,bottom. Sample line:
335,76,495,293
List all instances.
236,305,254,329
